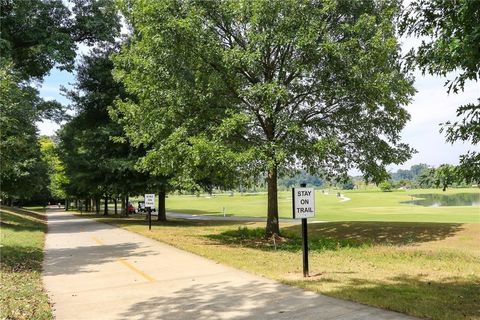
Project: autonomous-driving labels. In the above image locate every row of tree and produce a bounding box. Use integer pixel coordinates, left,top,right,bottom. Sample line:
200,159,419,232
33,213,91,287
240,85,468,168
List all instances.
0,0,119,205
57,46,174,219
1,0,478,236
380,164,471,192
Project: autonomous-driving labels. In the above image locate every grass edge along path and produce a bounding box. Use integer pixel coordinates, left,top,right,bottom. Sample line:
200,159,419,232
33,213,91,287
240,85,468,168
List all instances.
0,206,52,320
79,213,480,320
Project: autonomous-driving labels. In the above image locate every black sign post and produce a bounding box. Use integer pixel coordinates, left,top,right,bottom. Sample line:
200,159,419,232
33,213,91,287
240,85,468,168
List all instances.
301,216,309,277
292,182,312,277
300,183,309,277
147,207,152,230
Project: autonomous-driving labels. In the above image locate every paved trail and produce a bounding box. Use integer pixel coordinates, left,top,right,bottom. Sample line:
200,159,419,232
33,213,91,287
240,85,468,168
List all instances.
43,209,417,320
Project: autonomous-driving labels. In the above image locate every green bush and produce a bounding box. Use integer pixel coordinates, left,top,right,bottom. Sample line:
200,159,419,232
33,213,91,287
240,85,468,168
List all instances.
379,181,394,192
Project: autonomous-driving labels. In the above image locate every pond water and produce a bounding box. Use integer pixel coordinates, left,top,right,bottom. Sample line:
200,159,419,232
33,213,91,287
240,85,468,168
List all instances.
404,193,480,207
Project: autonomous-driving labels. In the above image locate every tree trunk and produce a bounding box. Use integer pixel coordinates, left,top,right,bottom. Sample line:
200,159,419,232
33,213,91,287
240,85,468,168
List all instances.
103,196,108,215
157,185,167,221
95,198,100,215
265,165,280,236
125,195,129,216
65,199,69,211
114,198,117,215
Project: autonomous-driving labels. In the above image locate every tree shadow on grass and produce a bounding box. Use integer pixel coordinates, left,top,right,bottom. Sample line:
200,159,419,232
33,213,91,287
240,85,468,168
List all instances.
0,206,47,222
205,221,465,253
285,274,480,320
0,210,46,231
206,227,367,253
0,219,44,233
0,245,44,272
0,210,46,273
283,221,465,246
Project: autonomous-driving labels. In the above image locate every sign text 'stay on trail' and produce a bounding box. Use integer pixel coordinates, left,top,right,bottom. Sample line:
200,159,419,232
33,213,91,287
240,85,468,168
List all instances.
293,187,315,219
145,194,155,208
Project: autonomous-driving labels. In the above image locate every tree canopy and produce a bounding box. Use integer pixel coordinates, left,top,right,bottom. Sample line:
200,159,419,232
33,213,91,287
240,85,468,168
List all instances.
0,0,120,203
0,0,120,80
401,0,480,185
115,0,415,235
39,136,68,200
0,63,49,201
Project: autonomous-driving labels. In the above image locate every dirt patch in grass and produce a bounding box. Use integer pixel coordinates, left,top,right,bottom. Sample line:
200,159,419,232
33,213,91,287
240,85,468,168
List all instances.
84,214,480,320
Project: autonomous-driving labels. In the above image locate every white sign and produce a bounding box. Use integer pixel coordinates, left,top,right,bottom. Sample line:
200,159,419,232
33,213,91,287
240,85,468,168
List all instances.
144,194,155,208
292,187,315,219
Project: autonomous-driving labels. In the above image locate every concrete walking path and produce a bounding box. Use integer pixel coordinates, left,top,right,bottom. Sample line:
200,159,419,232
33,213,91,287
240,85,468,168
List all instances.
43,209,418,320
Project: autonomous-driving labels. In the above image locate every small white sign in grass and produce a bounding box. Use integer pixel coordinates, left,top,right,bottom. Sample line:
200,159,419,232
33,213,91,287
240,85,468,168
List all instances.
145,194,155,208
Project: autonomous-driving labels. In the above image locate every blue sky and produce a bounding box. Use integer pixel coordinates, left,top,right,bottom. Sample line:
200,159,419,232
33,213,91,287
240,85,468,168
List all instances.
36,45,478,173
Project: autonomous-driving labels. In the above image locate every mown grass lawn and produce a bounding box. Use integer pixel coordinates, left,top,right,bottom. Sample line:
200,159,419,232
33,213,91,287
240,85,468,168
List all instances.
162,188,480,223
84,212,480,320
0,207,52,320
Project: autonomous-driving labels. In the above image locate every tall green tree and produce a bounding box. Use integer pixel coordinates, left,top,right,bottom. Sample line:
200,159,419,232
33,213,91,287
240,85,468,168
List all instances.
417,167,436,188
59,46,170,218
39,136,67,200
390,163,429,184
115,0,415,235
59,46,138,214
401,0,480,185
0,0,121,202
434,164,457,191
0,64,50,202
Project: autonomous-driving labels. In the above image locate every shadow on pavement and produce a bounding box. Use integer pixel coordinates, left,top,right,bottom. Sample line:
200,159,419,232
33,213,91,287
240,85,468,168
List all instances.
43,242,155,276
44,213,120,234
119,280,384,320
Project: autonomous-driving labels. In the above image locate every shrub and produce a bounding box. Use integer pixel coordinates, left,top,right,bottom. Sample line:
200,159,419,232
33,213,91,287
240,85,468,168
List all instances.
379,181,393,192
